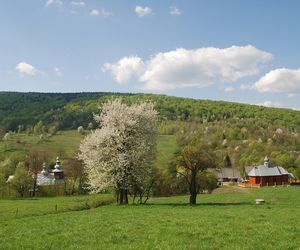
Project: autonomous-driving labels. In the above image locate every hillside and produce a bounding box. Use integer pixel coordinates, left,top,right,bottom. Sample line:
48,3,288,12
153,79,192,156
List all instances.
1,92,300,132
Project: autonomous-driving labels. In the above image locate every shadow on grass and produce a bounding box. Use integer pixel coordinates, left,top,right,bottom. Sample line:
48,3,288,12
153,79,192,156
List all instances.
143,202,252,207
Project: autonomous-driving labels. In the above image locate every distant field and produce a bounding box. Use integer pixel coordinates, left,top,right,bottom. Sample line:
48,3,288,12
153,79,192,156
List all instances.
0,187,299,249
0,131,177,170
0,130,85,160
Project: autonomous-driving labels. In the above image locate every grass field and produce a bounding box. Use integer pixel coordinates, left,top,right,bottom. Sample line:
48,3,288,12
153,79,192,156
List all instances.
0,186,299,249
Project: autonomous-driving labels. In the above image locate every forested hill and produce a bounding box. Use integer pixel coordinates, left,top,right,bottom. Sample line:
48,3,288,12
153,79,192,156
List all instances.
0,91,300,132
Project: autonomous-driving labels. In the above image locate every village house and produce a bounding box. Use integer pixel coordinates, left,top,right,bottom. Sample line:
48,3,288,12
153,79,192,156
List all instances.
247,157,290,186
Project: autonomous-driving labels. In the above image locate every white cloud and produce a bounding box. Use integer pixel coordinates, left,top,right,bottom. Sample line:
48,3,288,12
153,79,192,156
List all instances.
224,86,235,92
170,6,181,16
54,67,63,77
103,45,272,90
90,9,111,17
71,1,85,7
254,68,300,95
256,101,282,108
46,0,62,7
16,62,39,76
102,56,144,84
135,6,152,17
90,9,99,16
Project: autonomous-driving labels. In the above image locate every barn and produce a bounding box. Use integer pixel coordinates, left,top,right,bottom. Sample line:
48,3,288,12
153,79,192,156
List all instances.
248,157,289,186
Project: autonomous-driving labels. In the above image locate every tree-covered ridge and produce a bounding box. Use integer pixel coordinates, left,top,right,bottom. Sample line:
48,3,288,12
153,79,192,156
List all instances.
1,91,300,132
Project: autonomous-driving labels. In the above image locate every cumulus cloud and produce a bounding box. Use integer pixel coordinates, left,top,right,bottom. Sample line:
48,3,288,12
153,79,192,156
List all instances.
254,68,300,95
16,62,39,76
90,9,111,17
170,6,181,16
135,6,152,17
46,0,62,7
103,45,272,90
256,101,282,108
102,56,144,84
71,1,85,7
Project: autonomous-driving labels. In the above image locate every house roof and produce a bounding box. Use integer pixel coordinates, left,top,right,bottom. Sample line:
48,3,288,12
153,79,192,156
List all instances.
217,168,241,179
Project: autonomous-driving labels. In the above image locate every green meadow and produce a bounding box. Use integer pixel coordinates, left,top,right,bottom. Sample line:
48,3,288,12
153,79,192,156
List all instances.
0,187,299,249
0,131,85,160
0,131,177,167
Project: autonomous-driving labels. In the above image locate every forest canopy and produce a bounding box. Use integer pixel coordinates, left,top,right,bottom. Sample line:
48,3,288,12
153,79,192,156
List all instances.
1,91,300,132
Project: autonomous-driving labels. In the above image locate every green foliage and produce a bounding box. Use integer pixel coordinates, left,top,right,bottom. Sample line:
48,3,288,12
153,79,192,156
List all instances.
2,92,300,132
9,165,32,197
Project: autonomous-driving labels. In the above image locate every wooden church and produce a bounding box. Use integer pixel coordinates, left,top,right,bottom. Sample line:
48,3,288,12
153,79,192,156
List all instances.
248,157,289,186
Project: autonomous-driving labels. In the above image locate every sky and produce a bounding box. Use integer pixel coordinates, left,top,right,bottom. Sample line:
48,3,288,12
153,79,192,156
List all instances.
1,0,300,110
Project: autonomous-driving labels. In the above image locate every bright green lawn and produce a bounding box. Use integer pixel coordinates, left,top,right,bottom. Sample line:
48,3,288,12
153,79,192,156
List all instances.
0,187,299,249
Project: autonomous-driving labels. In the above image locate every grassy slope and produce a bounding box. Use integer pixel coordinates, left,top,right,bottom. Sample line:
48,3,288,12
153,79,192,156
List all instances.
155,135,177,173
0,187,299,249
0,131,177,174
0,131,85,159
0,194,113,222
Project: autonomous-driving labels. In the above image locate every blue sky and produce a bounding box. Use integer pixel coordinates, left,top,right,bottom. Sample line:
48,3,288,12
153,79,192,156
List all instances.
1,0,300,109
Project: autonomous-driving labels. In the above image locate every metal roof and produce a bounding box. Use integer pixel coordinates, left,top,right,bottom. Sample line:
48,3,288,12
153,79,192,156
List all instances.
248,165,289,177
37,171,55,186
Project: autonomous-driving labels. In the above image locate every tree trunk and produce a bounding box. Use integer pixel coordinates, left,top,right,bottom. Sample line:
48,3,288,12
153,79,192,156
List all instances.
189,193,197,205
32,174,37,197
124,189,128,204
118,189,128,204
189,172,197,205
119,189,124,204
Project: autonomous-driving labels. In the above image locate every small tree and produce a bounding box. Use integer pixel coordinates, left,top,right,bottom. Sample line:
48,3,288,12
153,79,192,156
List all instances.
10,164,32,197
79,99,158,204
177,145,215,205
28,147,50,197
64,156,85,194
0,168,7,197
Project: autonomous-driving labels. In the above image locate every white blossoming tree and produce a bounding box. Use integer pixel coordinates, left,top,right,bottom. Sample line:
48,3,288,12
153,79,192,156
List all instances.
79,99,158,204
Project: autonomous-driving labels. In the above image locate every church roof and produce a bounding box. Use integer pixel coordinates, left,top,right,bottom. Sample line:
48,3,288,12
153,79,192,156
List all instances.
248,156,289,177
37,172,55,186
52,157,63,173
248,165,289,177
